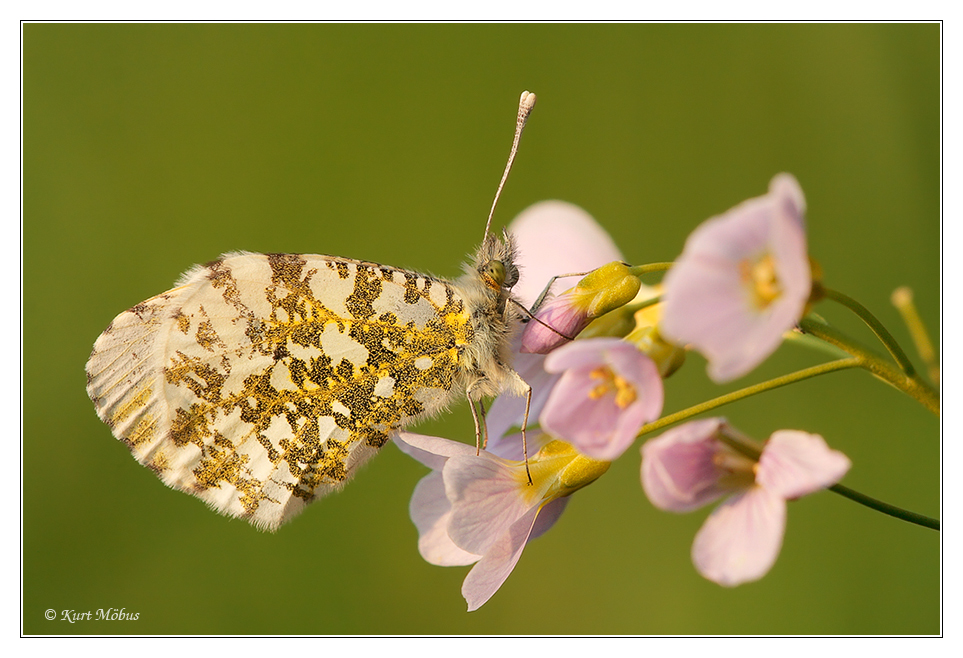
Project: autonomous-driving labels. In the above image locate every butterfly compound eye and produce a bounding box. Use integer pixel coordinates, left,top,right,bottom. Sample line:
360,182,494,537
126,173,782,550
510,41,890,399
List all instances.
481,260,507,288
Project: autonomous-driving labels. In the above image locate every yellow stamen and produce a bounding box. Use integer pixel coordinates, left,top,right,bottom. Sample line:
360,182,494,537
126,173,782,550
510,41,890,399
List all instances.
588,366,638,408
741,253,782,309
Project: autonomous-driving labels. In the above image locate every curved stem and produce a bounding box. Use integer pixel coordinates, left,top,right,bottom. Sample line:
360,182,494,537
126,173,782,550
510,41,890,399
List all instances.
829,484,939,531
637,358,860,438
822,287,917,376
799,318,939,415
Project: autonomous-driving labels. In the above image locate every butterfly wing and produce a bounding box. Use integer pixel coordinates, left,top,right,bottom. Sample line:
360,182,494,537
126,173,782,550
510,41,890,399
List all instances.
86,251,473,530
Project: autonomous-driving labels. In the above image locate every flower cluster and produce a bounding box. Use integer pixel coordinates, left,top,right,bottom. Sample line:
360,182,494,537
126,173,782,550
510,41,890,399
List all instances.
392,177,915,610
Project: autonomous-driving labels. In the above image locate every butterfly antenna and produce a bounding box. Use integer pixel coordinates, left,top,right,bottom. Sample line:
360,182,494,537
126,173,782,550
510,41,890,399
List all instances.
483,90,537,242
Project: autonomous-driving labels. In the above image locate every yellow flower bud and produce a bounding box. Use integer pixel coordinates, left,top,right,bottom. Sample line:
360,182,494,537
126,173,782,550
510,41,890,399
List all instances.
572,261,643,318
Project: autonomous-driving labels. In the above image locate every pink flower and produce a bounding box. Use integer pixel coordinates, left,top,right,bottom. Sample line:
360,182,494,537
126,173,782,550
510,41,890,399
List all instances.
520,261,643,354
660,174,811,382
641,418,850,586
540,338,664,461
395,432,609,611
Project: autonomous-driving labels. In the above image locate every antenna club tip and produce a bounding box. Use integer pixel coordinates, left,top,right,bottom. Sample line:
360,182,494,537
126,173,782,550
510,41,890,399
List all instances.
519,90,537,112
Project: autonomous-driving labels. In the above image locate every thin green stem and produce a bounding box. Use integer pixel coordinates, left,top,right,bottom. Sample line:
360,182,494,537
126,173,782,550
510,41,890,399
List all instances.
799,318,939,415
891,286,940,385
625,295,662,314
636,358,860,438
822,287,917,377
829,484,940,531
628,262,674,277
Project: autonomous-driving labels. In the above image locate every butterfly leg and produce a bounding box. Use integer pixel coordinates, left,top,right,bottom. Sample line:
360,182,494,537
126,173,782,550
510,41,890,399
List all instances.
528,270,593,313
468,373,533,484
466,396,492,456
478,399,489,450
501,369,534,485
468,393,483,456
520,382,533,485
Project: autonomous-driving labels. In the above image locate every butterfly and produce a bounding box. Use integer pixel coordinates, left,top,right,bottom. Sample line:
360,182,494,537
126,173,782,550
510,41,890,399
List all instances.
85,92,538,531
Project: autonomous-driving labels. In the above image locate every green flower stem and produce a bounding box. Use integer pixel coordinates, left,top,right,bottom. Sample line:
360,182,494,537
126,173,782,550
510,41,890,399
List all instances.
799,318,939,415
829,483,939,531
625,295,662,314
636,358,861,438
628,262,674,277
821,287,917,377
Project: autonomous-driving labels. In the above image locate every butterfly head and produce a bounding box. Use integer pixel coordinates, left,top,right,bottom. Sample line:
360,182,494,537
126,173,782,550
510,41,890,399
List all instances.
474,230,520,293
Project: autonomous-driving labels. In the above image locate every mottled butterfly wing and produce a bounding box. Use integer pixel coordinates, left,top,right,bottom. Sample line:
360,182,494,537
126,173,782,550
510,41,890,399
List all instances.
86,251,474,530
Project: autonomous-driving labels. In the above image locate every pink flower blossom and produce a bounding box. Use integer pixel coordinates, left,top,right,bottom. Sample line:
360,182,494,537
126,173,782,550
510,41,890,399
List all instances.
395,432,609,611
660,174,811,382
641,418,850,586
540,338,664,461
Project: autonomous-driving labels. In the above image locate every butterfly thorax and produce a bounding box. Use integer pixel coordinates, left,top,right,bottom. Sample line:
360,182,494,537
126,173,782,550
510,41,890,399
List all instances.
452,232,525,401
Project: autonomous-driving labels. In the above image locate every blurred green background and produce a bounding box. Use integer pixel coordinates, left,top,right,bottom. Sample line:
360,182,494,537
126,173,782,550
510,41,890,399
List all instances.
24,23,939,635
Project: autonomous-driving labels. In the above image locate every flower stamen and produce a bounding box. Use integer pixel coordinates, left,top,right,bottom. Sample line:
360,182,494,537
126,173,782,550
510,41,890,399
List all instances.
588,366,639,408
741,253,782,309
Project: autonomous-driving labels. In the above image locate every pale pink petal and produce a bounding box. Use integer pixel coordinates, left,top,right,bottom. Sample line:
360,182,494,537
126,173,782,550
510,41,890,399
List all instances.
756,430,851,500
394,431,478,471
485,428,553,465
409,472,480,566
541,377,649,462
641,418,732,512
602,401,653,461
678,193,772,263
462,505,541,612
660,259,753,368
660,174,811,382
769,173,807,227
529,496,570,541
691,487,786,586
542,336,622,373
541,339,663,461
542,358,615,415
443,453,539,555
509,200,624,309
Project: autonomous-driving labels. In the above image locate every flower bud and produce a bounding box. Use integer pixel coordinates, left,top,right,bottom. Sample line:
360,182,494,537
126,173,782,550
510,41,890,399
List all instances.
521,261,642,354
